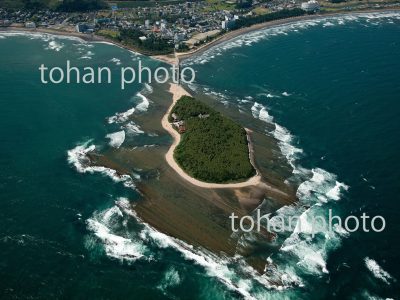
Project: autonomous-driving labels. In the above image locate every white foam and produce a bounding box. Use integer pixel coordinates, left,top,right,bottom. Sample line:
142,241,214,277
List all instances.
47,40,64,51
144,83,153,93
282,92,291,97
67,141,136,189
323,21,335,27
79,50,94,60
135,92,150,112
106,130,126,148
266,93,277,98
326,181,349,200
107,107,135,124
110,57,121,65
123,121,144,135
157,267,181,292
272,124,303,168
365,257,394,284
247,98,349,283
0,31,85,43
251,102,273,123
183,12,400,66
119,206,277,299
86,199,148,262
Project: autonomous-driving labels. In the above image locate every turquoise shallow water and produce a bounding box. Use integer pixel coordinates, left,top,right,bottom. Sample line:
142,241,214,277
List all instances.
1,11,400,299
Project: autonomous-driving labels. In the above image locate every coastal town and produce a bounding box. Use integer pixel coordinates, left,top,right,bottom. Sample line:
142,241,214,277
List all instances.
1,0,400,55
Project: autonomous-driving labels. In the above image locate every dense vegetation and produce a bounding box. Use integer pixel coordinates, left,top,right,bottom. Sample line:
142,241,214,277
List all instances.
109,0,186,8
170,96,256,183
232,8,306,29
0,0,107,11
118,28,174,55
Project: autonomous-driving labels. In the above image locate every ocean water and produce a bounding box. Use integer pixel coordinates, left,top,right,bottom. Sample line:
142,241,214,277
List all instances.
184,12,400,299
1,11,400,299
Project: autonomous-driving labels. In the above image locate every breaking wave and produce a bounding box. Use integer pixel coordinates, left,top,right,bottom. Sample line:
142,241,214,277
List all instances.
250,97,350,286
135,92,150,112
182,12,400,66
157,267,181,293
86,198,149,262
85,197,269,299
251,102,274,123
107,84,152,125
122,121,144,135
107,107,136,124
106,130,126,148
186,84,351,292
365,257,395,285
67,140,136,189
47,40,64,51
110,57,122,65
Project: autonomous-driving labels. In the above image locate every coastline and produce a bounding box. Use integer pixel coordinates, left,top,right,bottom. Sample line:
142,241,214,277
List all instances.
175,8,400,62
162,83,262,189
1,8,399,66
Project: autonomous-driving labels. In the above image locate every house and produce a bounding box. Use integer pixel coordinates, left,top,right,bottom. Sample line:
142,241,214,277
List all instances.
171,113,179,121
25,21,36,29
76,23,95,33
178,123,186,133
301,0,320,12
198,113,209,119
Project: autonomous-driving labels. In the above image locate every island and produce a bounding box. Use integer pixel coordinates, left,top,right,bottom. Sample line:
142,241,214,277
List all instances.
169,94,256,183
161,84,262,188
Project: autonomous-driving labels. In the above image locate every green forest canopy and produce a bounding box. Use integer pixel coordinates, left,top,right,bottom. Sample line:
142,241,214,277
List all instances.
0,0,108,11
170,96,256,183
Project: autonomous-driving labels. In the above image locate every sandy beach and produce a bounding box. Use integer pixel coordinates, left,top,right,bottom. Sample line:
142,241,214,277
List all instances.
162,83,262,189
159,8,400,63
2,8,399,67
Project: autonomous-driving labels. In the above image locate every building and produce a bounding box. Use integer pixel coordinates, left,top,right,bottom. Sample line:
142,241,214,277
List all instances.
160,22,167,32
221,18,235,30
174,32,186,43
75,23,95,33
171,113,179,121
178,123,186,133
25,21,36,29
301,0,320,12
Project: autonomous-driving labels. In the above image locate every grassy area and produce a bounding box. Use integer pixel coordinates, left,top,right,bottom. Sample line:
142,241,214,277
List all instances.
252,7,270,15
107,0,185,8
0,0,107,11
170,96,256,183
0,0,57,9
96,29,120,39
202,0,235,12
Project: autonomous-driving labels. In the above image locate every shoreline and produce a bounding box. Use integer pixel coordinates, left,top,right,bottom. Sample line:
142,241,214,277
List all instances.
162,83,262,189
170,8,400,63
1,8,399,66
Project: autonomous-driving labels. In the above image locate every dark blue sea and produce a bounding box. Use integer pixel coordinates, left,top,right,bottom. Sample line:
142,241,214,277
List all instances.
1,11,399,299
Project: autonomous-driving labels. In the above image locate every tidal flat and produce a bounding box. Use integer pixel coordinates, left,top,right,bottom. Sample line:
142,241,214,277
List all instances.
89,82,298,272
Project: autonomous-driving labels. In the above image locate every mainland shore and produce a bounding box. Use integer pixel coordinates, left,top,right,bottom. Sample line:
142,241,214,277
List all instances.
157,8,400,64
1,8,399,66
